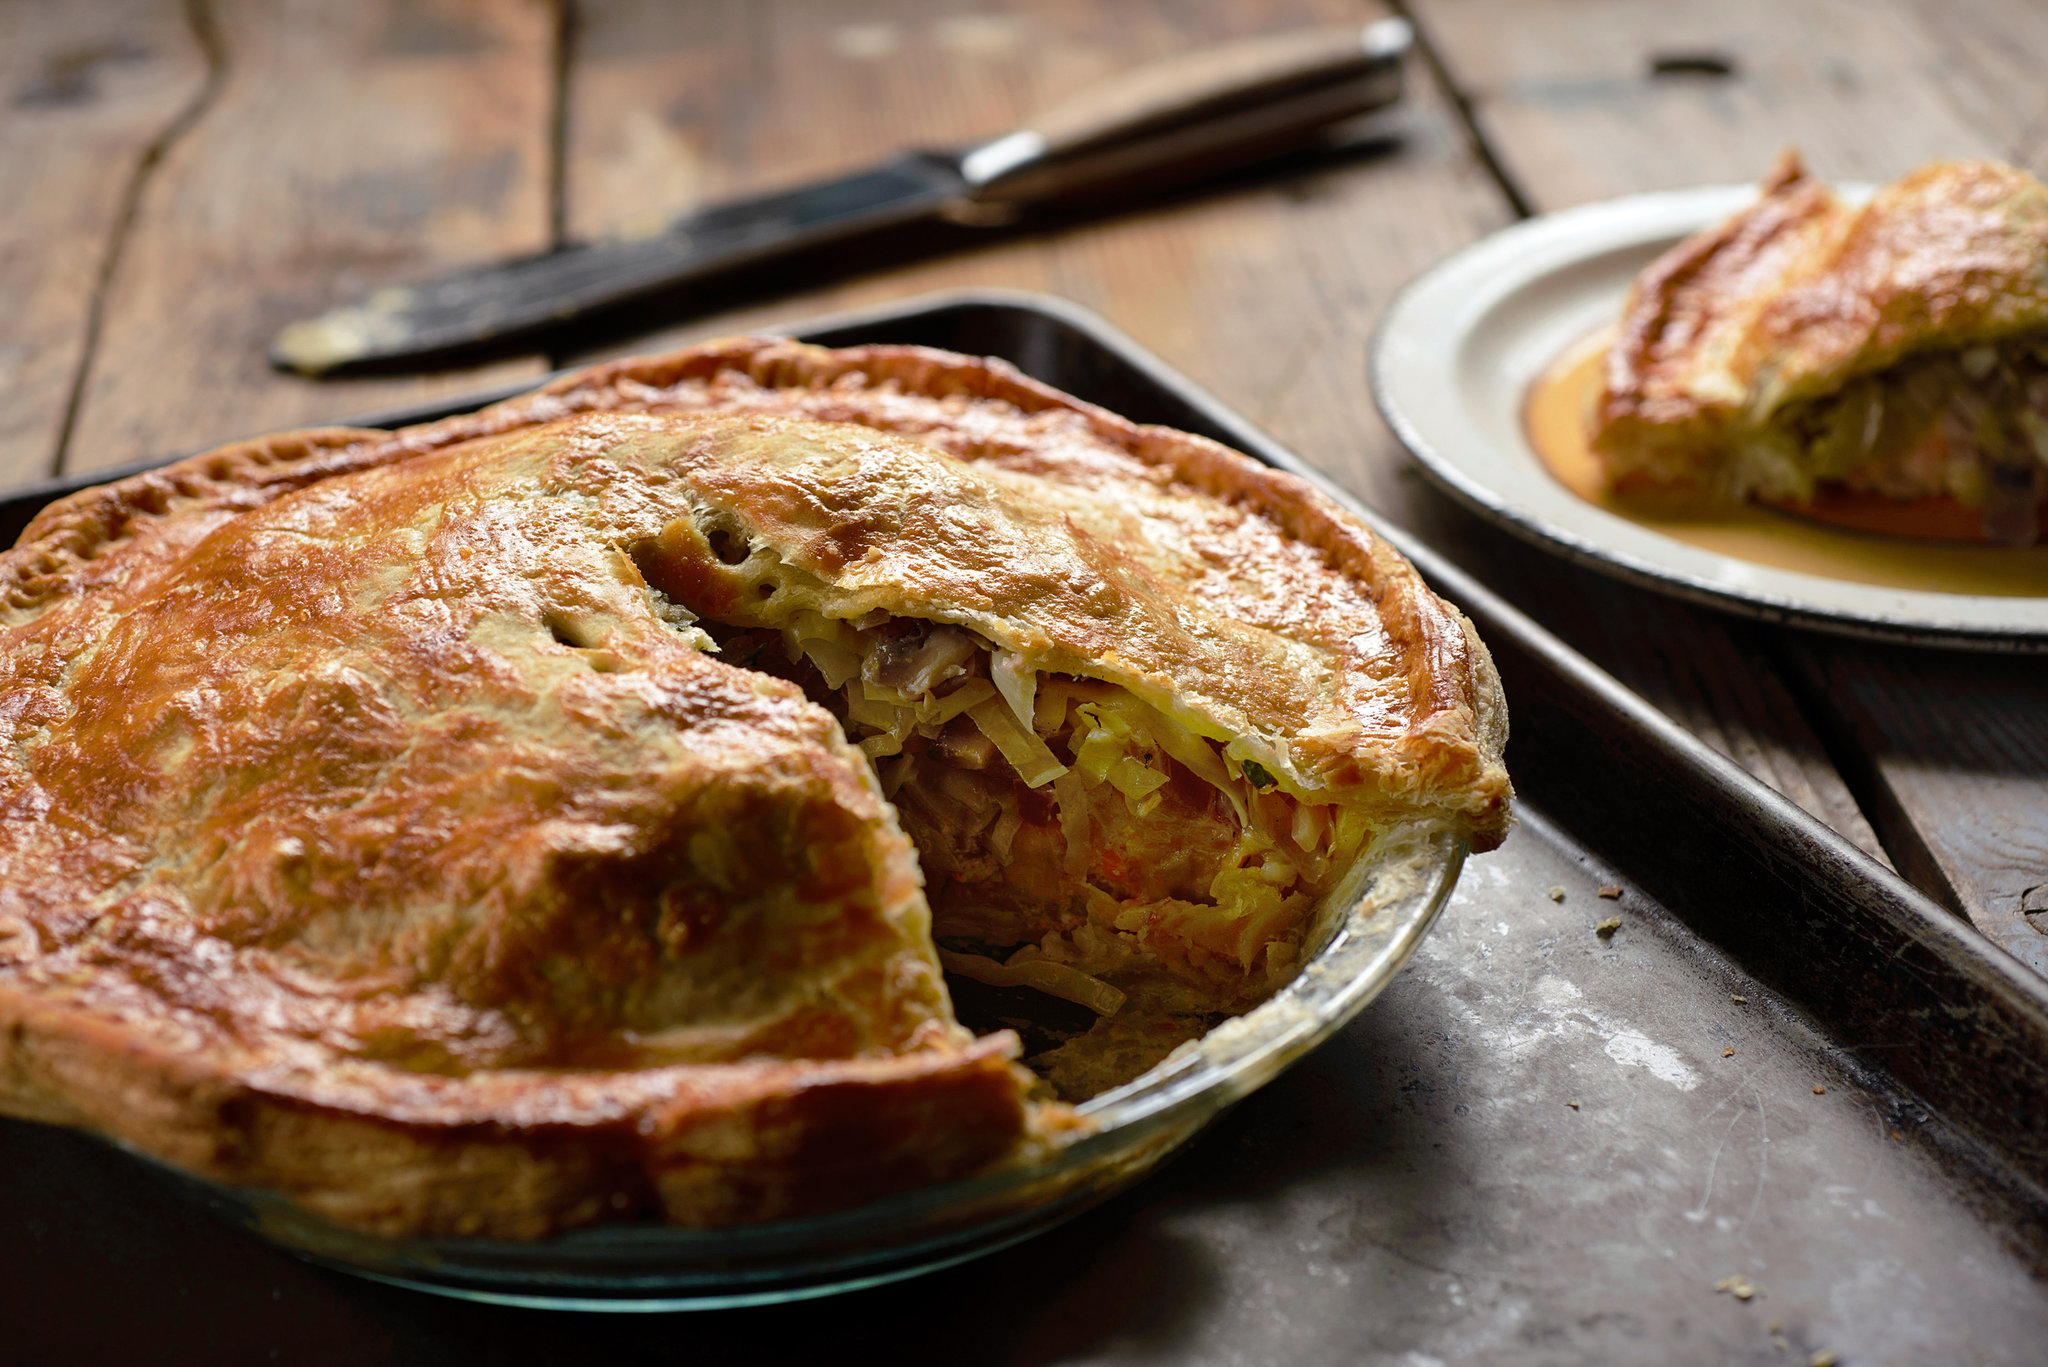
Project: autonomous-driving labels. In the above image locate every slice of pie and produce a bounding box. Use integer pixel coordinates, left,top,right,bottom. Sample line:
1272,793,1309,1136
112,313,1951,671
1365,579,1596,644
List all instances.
0,339,1508,1238
1592,153,2048,543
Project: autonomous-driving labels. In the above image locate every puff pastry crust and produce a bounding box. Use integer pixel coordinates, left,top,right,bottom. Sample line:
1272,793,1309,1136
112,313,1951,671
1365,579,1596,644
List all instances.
0,339,1508,1237
1593,154,2048,539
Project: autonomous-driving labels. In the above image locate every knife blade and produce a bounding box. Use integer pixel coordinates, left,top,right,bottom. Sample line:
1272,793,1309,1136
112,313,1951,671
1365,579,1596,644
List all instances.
272,19,1411,375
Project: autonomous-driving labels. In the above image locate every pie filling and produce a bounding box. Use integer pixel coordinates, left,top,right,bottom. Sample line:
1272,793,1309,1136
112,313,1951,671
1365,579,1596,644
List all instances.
665,537,1372,1100
1739,337,2048,542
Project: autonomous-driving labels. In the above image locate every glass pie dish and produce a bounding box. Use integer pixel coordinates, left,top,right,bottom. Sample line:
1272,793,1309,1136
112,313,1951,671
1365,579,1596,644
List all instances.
138,818,1461,1310
1,291,1484,1311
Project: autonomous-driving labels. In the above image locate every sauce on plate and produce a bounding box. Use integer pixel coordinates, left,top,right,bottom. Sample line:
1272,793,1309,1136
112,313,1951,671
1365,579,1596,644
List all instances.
1523,329,2048,598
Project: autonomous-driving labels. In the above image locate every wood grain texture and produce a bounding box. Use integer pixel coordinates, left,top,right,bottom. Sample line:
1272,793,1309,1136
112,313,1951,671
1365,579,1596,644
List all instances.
0,0,210,484
62,0,557,475
1407,0,2012,210
1785,641,2048,977
1893,0,2048,179
1410,0,2048,961
566,0,1042,242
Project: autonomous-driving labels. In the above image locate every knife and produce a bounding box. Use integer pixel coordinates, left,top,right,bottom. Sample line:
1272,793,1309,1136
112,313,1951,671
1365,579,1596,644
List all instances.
272,19,1411,375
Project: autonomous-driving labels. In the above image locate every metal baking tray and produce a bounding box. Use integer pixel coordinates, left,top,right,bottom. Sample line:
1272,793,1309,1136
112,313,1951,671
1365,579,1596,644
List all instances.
4,291,2046,1362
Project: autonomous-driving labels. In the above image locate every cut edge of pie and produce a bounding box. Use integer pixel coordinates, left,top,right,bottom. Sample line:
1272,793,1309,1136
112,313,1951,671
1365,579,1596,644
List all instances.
1592,152,2048,543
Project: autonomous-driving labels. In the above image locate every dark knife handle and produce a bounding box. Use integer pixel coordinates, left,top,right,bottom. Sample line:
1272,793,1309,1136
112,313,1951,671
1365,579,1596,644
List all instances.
959,18,1410,210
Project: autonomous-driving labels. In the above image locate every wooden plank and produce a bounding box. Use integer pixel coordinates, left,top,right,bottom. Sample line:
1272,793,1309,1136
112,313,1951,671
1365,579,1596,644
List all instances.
1406,0,2011,212
558,0,1877,858
565,0,1036,242
1409,0,2048,958
62,0,557,476
1785,641,2048,977
0,0,210,485
1894,0,2048,179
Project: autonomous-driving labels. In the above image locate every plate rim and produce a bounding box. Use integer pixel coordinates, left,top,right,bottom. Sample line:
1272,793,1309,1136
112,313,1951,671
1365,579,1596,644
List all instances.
1369,183,2048,653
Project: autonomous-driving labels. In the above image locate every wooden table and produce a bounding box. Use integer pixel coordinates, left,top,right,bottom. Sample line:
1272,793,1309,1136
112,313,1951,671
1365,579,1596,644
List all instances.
5,0,2048,1354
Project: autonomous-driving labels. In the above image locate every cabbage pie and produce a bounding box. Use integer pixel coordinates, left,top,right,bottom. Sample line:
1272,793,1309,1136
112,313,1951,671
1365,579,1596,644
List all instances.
1593,154,2048,543
0,339,1508,1237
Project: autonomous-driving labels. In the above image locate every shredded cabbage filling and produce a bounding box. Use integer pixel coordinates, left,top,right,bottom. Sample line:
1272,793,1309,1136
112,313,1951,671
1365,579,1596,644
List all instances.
702,605,1364,1049
1745,337,2048,542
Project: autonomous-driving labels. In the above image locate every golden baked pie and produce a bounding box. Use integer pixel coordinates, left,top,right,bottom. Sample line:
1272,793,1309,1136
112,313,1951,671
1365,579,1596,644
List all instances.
0,339,1508,1238
1592,153,2048,543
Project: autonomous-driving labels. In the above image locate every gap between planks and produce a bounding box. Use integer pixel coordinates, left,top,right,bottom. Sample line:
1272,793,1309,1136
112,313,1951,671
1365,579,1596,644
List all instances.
1384,0,1534,220
1758,631,1969,919
49,0,226,478
547,0,575,253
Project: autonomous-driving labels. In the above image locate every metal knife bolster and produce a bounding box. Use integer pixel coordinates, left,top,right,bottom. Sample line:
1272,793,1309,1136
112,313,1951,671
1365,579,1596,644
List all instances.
272,19,1410,374
957,17,1410,210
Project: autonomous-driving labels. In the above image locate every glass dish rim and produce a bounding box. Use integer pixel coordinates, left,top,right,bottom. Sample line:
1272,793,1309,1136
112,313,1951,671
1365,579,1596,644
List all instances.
162,819,1466,1307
